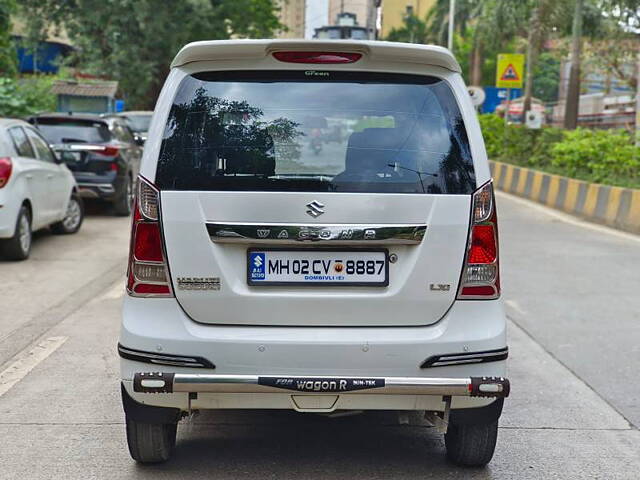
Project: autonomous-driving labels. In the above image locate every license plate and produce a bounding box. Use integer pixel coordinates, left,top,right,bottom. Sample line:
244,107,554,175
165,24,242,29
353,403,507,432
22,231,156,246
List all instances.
247,249,388,286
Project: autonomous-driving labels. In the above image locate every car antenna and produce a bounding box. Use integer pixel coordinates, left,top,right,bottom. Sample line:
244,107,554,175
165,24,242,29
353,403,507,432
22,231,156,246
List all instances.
387,163,438,194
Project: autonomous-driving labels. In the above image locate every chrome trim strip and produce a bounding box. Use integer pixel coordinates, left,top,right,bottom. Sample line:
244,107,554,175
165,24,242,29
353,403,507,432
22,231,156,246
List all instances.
78,182,115,193
118,344,215,369
206,222,427,245
420,347,509,368
132,372,510,398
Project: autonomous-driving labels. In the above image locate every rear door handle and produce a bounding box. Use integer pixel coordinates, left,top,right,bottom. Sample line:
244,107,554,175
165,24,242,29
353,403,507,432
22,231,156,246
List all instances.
26,174,33,179
47,174,54,179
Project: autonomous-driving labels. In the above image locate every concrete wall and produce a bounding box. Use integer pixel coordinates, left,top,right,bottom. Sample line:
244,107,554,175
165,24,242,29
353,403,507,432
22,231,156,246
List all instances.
490,161,640,234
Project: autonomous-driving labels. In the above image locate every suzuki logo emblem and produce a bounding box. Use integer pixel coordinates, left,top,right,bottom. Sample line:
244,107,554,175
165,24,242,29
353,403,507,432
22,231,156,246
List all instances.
257,228,271,238
306,200,325,218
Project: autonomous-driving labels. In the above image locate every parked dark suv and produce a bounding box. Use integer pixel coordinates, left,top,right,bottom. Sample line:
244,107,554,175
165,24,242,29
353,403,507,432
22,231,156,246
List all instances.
28,113,142,215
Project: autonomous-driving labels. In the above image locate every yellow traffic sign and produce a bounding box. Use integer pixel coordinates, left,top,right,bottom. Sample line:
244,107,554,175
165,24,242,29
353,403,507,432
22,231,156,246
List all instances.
496,53,525,89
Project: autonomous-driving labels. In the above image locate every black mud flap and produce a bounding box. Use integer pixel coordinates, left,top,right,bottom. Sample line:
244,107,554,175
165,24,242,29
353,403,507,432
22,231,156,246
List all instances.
449,398,504,425
121,383,182,424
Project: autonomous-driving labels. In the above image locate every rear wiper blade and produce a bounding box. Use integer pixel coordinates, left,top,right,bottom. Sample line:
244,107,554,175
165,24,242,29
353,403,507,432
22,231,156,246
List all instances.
387,163,438,194
269,174,333,181
387,163,438,178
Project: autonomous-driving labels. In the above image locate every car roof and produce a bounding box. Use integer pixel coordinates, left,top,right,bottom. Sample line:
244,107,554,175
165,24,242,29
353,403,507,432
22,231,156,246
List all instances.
0,118,32,129
171,39,462,73
117,111,152,116
28,112,110,123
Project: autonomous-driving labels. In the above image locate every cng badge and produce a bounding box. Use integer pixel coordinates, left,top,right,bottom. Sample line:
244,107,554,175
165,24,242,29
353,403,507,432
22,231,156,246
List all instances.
250,252,266,281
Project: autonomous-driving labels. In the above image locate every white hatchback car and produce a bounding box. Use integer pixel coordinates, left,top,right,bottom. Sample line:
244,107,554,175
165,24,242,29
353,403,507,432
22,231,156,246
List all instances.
0,119,83,260
119,40,509,467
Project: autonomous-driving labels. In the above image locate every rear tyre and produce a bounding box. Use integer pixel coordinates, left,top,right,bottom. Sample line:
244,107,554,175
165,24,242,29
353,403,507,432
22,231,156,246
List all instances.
113,176,134,216
1,205,32,261
125,418,177,464
51,193,84,234
444,420,499,467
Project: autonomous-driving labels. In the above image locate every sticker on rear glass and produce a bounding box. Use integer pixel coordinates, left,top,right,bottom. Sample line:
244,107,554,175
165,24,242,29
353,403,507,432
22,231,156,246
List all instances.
249,252,266,281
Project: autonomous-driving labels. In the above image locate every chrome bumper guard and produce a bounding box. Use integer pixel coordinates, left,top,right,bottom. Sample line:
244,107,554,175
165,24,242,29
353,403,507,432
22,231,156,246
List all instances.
132,373,510,399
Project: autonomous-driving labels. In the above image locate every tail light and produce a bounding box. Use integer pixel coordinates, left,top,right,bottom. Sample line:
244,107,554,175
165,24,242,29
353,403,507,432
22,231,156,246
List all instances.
0,157,12,188
457,180,500,300
95,146,119,157
273,51,362,64
126,176,173,297
75,145,119,157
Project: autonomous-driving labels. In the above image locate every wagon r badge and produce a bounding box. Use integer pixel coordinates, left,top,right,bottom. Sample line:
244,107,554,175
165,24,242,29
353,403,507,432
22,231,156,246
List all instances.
430,283,451,292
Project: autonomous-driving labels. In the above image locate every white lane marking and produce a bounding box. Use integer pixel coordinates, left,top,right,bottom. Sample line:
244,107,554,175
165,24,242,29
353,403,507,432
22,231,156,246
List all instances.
0,336,68,397
505,299,526,315
495,191,640,244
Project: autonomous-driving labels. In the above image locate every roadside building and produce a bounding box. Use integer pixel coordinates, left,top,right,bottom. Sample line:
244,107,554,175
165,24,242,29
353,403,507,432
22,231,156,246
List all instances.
380,0,436,39
275,0,306,39
10,17,73,74
551,58,636,129
52,80,119,114
328,0,378,36
314,11,374,40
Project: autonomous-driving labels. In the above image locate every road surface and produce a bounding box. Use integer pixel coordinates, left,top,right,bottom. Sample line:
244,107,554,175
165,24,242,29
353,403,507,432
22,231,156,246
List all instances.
0,195,638,479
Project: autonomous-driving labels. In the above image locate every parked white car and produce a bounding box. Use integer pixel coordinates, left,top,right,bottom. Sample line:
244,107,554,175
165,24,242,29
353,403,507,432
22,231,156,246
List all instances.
0,118,83,260
119,40,509,467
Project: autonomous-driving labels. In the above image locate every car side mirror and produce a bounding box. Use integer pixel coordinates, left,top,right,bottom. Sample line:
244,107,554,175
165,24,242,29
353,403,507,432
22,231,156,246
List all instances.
133,133,145,147
51,149,64,164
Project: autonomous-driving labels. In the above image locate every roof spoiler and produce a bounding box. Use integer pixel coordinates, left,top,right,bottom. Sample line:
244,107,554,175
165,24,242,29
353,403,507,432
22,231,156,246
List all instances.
170,39,461,73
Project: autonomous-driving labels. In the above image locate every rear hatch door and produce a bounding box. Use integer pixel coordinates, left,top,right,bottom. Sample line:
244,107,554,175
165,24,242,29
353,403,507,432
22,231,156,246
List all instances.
157,69,476,327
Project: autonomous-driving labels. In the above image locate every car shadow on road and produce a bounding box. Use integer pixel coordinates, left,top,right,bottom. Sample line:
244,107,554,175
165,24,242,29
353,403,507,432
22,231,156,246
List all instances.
83,199,123,217
131,410,496,479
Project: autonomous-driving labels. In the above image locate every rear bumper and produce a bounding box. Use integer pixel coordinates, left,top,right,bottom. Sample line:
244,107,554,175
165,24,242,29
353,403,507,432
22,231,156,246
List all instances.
132,371,510,398
120,297,507,411
77,182,116,199
0,201,20,238
73,171,119,200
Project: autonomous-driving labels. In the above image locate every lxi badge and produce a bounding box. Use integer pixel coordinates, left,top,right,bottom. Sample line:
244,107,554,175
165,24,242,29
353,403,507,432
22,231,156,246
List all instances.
249,252,266,281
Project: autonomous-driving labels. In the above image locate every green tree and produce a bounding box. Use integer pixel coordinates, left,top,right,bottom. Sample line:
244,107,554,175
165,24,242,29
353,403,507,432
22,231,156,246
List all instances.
581,0,640,92
385,14,430,44
532,52,560,103
564,0,584,129
0,0,16,76
0,76,57,116
522,0,570,116
388,1,530,86
19,0,283,109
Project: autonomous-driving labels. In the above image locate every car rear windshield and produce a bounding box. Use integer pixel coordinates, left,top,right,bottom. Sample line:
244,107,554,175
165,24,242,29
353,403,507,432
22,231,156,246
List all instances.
33,119,111,144
156,71,475,194
124,114,151,132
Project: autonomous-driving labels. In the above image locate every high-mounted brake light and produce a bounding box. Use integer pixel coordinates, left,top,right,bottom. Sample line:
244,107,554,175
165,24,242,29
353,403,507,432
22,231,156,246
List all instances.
126,177,173,297
273,51,362,64
0,157,12,188
457,181,500,300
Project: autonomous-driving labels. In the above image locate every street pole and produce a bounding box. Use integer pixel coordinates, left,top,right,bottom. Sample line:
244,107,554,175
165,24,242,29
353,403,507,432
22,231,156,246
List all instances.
505,88,511,126
564,0,583,129
636,52,640,146
448,0,455,51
